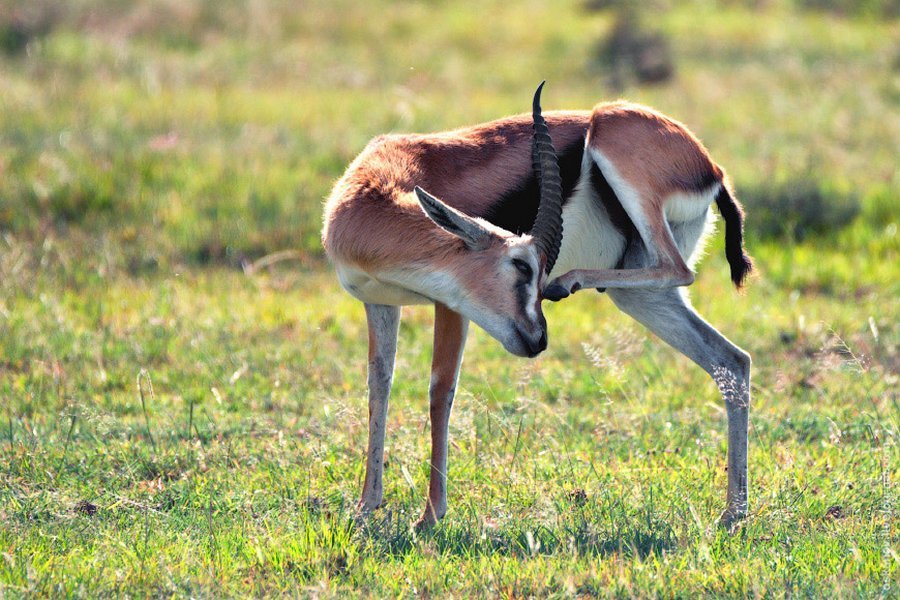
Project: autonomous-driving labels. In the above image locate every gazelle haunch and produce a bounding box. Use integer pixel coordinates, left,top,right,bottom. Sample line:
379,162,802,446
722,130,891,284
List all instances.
323,83,753,529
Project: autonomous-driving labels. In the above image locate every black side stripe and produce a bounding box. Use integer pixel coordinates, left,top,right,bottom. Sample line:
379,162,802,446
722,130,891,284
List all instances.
590,161,638,269
484,136,586,235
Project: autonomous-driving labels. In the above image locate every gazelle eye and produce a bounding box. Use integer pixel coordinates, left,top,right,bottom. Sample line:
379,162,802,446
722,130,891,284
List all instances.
512,258,533,279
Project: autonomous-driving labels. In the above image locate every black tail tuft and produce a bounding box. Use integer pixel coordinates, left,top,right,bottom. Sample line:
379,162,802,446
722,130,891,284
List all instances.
714,185,753,288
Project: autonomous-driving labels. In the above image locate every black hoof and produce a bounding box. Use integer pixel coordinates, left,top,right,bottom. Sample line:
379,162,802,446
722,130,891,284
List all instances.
543,283,570,302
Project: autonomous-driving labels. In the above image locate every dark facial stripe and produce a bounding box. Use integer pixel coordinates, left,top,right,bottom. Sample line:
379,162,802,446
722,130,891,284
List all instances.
515,279,531,317
483,136,586,235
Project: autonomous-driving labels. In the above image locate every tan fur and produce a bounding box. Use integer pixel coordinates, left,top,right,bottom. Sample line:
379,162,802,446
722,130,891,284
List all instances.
421,303,468,526
566,102,728,286
328,99,753,529
588,102,722,200
322,112,588,272
324,106,721,277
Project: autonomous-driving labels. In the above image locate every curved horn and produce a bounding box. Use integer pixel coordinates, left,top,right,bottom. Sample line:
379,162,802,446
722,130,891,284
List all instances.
530,81,564,275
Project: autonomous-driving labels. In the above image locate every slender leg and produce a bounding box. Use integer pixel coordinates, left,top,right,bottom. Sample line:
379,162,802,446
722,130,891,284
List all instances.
607,287,751,528
358,303,401,512
546,264,694,298
416,303,468,529
545,211,694,299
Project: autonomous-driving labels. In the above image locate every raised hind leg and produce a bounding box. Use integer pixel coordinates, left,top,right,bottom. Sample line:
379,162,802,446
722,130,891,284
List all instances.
545,148,721,299
545,192,699,298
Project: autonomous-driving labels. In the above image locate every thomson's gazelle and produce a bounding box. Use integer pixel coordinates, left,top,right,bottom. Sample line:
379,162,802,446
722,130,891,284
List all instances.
323,83,753,529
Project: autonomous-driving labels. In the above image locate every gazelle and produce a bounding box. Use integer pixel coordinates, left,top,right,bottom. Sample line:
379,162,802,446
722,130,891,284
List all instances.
323,83,753,529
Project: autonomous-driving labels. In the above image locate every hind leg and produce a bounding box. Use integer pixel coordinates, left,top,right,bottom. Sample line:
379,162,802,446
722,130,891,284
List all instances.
607,287,751,528
546,194,698,298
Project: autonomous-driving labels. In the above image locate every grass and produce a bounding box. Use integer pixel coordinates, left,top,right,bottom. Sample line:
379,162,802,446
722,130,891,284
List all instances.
1,0,898,596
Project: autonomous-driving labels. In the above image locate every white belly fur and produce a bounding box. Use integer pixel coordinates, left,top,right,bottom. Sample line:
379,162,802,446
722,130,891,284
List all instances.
548,178,627,280
335,264,433,305
549,170,720,279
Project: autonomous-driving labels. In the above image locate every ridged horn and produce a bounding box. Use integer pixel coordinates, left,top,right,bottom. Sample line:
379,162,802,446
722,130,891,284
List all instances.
530,81,564,275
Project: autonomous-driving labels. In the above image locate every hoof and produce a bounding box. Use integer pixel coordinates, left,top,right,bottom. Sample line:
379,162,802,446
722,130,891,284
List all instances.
543,283,570,302
413,504,444,531
717,506,747,532
356,498,382,515
413,515,437,532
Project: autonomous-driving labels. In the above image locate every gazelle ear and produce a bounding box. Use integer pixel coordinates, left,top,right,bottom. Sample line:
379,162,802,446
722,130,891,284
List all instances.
414,186,493,251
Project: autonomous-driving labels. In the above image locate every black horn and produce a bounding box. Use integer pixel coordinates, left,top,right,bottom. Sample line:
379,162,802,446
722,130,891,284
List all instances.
530,81,564,275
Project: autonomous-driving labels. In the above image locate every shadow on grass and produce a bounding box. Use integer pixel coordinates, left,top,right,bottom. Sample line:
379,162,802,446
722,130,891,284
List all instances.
353,510,678,559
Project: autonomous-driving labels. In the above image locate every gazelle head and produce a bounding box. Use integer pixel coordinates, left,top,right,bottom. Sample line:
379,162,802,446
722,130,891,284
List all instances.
413,82,564,358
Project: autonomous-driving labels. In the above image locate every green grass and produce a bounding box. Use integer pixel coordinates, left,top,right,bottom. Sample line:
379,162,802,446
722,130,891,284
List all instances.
1,0,898,596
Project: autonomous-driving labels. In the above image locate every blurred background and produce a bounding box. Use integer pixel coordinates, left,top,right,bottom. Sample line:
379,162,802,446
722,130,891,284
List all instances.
0,3,897,594
1,0,896,285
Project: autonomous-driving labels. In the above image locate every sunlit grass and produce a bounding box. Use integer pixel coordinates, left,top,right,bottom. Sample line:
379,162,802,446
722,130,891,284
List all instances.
1,0,898,596
2,247,896,595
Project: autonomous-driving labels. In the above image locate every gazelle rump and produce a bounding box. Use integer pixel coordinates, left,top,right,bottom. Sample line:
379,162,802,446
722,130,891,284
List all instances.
323,84,753,529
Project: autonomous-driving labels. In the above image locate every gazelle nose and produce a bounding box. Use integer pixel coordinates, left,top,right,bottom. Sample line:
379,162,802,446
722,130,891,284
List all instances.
523,328,547,357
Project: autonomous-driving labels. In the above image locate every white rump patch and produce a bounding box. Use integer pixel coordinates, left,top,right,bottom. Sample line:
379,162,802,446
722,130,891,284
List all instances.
664,183,721,223
589,148,721,267
667,184,720,267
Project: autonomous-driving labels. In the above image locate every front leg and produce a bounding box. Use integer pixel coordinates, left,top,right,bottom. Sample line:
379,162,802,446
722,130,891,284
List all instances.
416,303,468,529
359,303,401,512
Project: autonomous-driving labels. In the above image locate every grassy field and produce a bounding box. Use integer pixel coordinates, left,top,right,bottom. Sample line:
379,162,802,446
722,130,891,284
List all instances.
1,0,898,596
